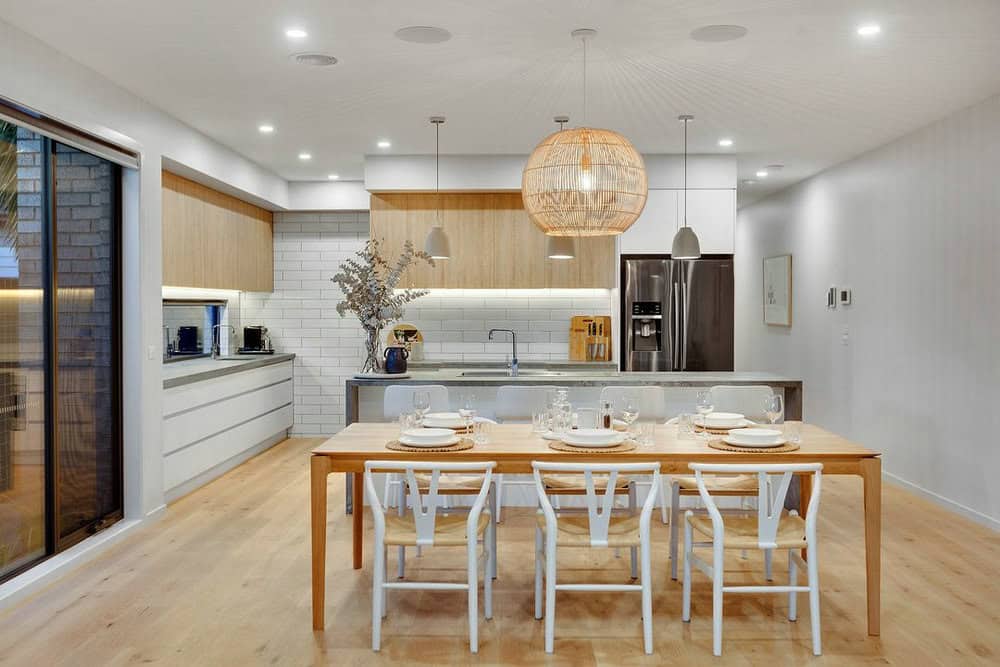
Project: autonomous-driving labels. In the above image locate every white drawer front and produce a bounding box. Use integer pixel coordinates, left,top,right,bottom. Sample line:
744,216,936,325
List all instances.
163,361,293,417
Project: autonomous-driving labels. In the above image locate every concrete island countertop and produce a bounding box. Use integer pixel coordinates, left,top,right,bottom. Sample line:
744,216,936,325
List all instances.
162,353,296,389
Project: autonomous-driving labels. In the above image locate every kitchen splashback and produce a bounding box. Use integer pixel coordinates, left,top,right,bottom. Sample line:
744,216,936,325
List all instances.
240,211,613,435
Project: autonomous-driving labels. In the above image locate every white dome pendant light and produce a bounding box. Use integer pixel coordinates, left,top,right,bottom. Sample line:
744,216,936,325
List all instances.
671,114,702,259
546,116,576,260
424,116,451,259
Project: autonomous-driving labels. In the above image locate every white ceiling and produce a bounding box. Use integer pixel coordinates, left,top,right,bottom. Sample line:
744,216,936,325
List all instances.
3,0,1000,204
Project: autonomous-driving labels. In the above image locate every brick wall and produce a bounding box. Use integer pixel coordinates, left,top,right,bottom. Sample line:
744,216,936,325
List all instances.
240,211,613,436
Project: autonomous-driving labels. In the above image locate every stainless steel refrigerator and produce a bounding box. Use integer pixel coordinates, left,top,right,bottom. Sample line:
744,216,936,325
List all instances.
621,257,734,372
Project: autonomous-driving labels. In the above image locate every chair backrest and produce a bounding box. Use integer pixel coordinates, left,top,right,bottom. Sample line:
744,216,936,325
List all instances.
599,386,669,422
494,385,565,423
688,462,823,549
708,385,774,422
364,461,495,546
383,384,450,419
532,461,661,547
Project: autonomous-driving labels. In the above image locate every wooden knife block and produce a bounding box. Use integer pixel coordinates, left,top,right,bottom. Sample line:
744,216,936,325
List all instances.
569,315,612,362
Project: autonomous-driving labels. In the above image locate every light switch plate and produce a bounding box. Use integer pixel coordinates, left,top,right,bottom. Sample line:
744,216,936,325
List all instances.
839,287,852,306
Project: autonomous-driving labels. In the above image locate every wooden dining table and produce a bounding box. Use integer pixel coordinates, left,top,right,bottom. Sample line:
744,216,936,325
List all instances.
310,422,882,636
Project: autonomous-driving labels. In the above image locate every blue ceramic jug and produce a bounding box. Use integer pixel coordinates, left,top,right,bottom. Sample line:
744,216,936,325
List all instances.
383,345,409,374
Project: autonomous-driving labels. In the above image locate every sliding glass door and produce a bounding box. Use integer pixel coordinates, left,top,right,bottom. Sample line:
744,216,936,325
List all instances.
0,118,122,581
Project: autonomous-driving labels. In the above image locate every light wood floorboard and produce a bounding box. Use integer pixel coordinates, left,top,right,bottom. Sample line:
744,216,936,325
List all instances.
1,437,998,665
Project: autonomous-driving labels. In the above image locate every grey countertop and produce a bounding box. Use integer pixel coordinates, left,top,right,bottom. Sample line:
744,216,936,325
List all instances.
163,353,296,389
347,369,801,387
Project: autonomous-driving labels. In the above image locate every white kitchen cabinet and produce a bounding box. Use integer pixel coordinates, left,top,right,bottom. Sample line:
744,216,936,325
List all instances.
680,188,736,254
619,189,679,254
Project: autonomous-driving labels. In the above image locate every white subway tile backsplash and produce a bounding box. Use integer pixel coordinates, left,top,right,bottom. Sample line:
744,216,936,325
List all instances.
241,211,612,437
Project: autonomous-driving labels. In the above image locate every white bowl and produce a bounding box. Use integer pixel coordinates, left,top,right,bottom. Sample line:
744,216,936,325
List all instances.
704,412,745,429
422,412,464,428
569,428,619,444
727,428,783,444
402,427,456,443
399,433,459,448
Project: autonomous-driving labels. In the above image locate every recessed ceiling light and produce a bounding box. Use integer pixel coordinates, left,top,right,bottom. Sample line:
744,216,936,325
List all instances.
298,152,312,160
377,140,391,149
395,26,452,44
718,138,733,147
285,28,308,39
756,170,768,178
292,53,338,67
327,174,339,180
857,24,881,37
742,179,756,185
765,164,785,171
690,25,748,42
258,124,274,134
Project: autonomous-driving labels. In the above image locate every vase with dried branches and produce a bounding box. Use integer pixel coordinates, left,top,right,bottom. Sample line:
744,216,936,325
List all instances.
331,238,433,373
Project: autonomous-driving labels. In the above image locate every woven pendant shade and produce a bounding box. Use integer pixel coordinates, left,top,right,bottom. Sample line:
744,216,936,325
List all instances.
522,127,647,236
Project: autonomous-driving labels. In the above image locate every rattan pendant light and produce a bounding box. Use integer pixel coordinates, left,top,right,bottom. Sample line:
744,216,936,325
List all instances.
424,116,451,259
522,29,647,237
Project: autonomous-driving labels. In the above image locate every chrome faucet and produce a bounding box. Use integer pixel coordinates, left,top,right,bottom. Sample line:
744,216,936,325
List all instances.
211,324,236,359
488,328,518,377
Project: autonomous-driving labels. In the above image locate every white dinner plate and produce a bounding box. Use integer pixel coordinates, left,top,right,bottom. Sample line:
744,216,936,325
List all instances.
423,412,465,428
722,434,787,448
561,432,627,448
399,433,460,448
569,428,620,444
401,427,456,442
694,416,755,430
727,427,783,444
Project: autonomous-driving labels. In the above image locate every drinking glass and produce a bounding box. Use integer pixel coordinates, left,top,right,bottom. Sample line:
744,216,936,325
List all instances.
458,392,477,429
637,422,655,446
412,390,431,425
472,420,491,445
620,398,640,435
577,407,598,429
398,412,417,436
764,395,784,426
532,410,549,434
783,421,801,443
695,390,714,438
677,413,694,439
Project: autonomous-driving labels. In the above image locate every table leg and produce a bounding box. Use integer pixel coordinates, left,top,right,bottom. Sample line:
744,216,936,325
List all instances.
345,383,359,515
861,457,882,636
353,471,364,570
311,455,332,631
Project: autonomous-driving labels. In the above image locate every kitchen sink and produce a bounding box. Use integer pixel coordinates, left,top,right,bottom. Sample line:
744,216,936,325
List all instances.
459,370,564,377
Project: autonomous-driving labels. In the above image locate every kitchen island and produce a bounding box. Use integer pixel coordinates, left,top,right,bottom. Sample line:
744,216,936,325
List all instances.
346,366,803,423
162,353,295,501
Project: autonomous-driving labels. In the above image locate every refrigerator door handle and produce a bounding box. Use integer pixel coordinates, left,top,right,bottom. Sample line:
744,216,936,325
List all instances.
681,278,689,371
672,282,680,370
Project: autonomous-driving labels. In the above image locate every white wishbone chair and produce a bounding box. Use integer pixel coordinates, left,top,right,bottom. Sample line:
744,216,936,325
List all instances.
532,461,661,655
682,462,823,657
364,460,497,654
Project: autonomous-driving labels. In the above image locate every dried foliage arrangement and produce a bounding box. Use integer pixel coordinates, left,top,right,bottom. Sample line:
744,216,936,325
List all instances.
331,238,433,372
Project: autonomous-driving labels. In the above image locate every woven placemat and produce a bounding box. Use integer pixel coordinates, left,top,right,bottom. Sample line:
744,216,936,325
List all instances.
694,424,737,436
385,438,474,453
548,440,638,454
708,440,800,453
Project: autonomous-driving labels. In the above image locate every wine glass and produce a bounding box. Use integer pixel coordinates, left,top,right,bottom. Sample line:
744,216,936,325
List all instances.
764,395,784,426
695,390,714,438
412,390,431,426
620,398,640,435
458,392,477,430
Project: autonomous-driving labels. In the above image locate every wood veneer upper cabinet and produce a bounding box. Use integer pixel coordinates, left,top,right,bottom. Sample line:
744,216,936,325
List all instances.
369,192,615,289
162,171,274,291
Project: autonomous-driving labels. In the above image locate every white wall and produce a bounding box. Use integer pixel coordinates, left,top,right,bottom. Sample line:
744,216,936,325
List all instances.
0,17,288,525
287,180,369,211
735,92,1000,529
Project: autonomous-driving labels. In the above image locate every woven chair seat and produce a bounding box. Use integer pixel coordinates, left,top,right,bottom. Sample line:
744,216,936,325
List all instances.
411,472,487,493
541,473,632,491
673,474,757,493
536,514,642,548
384,513,490,547
686,514,807,550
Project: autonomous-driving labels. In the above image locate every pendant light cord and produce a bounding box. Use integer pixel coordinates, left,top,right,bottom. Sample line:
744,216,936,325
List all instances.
435,119,441,227
582,35,588,125
683,117,688,228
